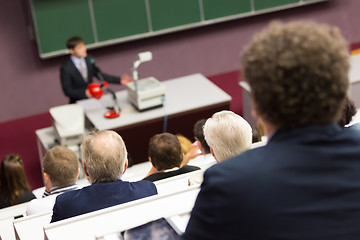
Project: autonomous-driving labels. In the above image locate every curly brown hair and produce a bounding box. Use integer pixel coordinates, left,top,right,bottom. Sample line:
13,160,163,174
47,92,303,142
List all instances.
242,21,349,128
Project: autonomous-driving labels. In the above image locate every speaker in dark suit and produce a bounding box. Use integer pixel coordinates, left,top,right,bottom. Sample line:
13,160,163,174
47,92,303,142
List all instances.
60,36,132,103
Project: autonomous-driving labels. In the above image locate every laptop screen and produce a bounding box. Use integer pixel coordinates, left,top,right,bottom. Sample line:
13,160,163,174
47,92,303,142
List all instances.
124,217,180,240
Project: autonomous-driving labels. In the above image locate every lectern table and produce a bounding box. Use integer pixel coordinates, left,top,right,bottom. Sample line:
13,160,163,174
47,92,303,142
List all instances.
78,73,231,165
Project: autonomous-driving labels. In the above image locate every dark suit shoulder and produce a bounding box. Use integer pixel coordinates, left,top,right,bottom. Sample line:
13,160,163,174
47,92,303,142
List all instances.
127,180,158,194
143,165,200,182
60,58,74,70
57,180,157,199
181,165,201,172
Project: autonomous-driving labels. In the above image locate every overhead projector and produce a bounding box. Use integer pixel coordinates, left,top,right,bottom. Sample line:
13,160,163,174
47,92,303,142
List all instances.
127,51,166,111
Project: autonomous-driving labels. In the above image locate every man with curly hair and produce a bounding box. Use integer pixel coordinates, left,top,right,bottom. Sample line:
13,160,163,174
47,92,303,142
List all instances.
183,21,360,239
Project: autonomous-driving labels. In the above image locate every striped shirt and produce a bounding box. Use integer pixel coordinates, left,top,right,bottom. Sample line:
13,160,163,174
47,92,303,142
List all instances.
42,184,78,198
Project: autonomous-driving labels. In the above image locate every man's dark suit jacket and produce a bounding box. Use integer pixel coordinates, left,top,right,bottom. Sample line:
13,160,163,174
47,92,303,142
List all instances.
183,124,360,240
51,180,157,223
143,165,200,182
60,56,121,103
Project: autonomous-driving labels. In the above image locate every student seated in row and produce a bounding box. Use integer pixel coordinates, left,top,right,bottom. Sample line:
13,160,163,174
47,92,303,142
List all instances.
26,146,80,215
51,130,157,223
180,119,216,168
0,154,35,209
143,133,200,182
204,110,252,163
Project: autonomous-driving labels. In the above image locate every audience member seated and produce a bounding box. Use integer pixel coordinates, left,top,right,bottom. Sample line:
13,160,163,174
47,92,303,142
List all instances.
26,146,80,215
251,125,261,143
185,119,216,168
143,133,200,182
183,21,360,239
177,134,201,167
176,134,193,155
193,119,211,156
338,96,357,127
51,130,157,223
0,154,35,209
203,110,252,162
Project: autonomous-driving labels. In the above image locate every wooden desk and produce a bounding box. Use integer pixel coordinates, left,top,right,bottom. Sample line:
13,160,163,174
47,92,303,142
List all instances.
78,73,231,165
13,211,52,240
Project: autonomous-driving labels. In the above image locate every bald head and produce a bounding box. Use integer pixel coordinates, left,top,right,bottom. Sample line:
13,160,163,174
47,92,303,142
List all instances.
81,130,128,183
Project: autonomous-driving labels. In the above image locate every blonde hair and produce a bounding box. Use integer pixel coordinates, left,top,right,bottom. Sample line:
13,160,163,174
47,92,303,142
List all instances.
176,135,192,154
43,146,79,187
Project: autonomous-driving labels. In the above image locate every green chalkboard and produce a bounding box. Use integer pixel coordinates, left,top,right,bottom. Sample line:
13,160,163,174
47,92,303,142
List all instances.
203,0,251,20
92,0,149,42
254,0,300,11
149,0,201,31
32,0,94,54
31,0,328,58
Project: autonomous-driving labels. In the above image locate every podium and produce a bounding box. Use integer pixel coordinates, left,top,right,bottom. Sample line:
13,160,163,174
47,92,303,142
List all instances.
37,73,231,168
78,73,231,165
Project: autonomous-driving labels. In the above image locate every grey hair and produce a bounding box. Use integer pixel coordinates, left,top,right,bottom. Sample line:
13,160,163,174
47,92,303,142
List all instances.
81,130,127,183
204,111,252,162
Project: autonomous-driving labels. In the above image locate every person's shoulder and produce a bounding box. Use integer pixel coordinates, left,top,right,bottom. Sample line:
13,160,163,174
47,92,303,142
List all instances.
106,179,157,190
344,124,360,136
55,188,82,203
204,148,266,180
61,57,73,69
19,191,36,203
142,174,158,182
128,180,158,194
181,165,201,172
130,179,156,187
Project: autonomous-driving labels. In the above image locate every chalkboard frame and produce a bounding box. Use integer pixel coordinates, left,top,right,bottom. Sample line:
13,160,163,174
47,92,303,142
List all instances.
30,0,329,59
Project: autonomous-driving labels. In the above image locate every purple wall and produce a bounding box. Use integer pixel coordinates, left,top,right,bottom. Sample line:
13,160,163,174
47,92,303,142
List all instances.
1,0,360,123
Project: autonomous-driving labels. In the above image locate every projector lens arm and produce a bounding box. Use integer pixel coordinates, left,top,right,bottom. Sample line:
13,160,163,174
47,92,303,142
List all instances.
106,88,121,113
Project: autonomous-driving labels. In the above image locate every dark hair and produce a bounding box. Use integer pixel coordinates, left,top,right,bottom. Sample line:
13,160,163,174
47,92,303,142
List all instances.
148,133,183,171
242,21,349,128
0,154,31,205
43,146,79,187
251,126,261,143
66,36,84,49
338,97,357,127
193,119,210,154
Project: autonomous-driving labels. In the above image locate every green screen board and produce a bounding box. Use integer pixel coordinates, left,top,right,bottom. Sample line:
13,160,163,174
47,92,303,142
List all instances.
149,0,201,31
33,0,94,54
254,0,300,11
202,0,252,20
92,0,149,42
31,0,328,58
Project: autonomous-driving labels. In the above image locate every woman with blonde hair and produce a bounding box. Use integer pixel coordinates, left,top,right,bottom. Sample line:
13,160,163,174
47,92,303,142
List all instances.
0,154,35,208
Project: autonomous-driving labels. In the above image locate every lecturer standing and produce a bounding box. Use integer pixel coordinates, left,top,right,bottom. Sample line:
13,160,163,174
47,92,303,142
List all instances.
60,36,132,103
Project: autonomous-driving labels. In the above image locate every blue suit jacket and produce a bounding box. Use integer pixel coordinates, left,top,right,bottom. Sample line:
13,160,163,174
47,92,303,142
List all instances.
183,124,360,240
51,180,157,222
